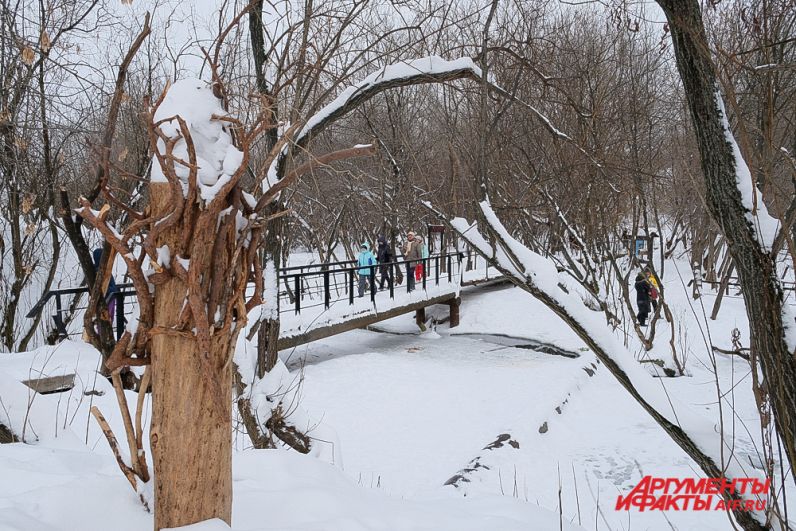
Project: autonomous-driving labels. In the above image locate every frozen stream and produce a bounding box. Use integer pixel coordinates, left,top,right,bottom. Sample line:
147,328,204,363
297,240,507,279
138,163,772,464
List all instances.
287,320,587,496
284,284,753,530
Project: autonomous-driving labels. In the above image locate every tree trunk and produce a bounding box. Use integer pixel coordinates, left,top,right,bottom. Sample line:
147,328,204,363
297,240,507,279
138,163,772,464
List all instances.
257,316,280,377
710,261,735,320
436,201,769,530
657,0,796,488
257,202,284,376
250,2,282,379
149,184,232,530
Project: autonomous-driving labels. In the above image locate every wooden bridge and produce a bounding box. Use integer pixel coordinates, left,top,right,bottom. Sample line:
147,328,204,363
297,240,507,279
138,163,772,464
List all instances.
28,251,498,352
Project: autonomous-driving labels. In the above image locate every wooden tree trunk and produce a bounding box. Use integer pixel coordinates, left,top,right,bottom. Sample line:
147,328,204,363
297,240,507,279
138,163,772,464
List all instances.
710,261,735,320
257,202,284,376
437,202,769,530
149,184,232,530
657,0,796,489
257,317,280,377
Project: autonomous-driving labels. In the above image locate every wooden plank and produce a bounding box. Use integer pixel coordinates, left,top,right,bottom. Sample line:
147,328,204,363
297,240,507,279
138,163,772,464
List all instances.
449,297,461,328
278,293,457,350
461,276,509,288
21,374,76,395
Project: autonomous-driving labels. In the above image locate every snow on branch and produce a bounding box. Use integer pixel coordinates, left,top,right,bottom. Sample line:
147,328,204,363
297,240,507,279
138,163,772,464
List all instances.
423,198,770,527
264,57,483,189
265,55,607,193
715,93,780,253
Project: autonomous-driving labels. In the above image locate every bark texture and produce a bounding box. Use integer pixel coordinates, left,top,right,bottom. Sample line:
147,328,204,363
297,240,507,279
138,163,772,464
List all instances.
656,0,796,489
429,199,769,530
149,184,232,530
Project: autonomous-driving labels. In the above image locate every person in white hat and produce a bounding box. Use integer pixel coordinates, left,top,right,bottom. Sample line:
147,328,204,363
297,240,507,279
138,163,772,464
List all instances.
402,231,422,292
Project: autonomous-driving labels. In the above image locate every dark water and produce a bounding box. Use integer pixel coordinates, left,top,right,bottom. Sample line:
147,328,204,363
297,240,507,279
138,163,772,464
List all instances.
451,333,581,358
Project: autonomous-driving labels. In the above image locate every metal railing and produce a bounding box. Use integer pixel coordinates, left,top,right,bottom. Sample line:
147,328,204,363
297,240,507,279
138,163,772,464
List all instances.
277,251,479,316
26,250,485,339
699,278,796,293
25,283,136,341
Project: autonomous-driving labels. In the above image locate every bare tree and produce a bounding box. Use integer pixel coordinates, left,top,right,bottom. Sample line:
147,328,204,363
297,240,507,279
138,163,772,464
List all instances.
656,0,796,494
428,198,769,530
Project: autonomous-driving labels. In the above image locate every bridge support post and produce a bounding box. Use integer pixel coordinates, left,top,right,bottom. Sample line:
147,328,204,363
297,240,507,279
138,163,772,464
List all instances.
448,297,461,328
415,307,426,329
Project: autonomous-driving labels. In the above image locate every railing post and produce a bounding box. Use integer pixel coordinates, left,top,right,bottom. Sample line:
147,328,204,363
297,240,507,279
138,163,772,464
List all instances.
349,269,354,305
116,293,125,340
422,258,427,290
370,266,376,303
435,256,439,285
448,297,461,328
324,270,330,309
447,255,452,282
54,294,66,339
294,275,300,314
389,263,394,299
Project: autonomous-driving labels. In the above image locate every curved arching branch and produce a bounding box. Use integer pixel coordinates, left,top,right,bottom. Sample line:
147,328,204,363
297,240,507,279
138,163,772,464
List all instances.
87,12,152,204
266,57,483,185
265,55,605,194
423,198,769,531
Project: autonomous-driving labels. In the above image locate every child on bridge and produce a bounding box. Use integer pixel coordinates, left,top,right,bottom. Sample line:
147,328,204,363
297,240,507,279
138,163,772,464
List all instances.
357,242,377,298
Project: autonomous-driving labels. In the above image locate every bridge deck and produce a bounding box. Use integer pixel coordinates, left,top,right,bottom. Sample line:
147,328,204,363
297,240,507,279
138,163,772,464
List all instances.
274,256,496,349
277,291,461,350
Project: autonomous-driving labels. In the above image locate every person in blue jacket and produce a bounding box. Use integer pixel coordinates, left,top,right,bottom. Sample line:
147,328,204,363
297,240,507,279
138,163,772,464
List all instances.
356,242,376,298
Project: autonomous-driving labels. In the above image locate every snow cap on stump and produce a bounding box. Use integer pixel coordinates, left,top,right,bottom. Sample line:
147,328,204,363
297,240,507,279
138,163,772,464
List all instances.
150,78,244,202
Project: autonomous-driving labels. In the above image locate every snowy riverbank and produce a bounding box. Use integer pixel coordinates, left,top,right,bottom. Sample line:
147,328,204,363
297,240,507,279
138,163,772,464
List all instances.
1,260,792,530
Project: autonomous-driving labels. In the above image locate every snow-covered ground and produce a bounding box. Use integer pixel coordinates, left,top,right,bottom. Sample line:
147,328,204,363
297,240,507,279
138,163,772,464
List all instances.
0,253,792,530
287,274,784,531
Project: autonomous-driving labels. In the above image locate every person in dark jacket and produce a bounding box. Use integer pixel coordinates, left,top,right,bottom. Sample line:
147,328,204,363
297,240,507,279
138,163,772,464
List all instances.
376,235,393,290
634,272,651,326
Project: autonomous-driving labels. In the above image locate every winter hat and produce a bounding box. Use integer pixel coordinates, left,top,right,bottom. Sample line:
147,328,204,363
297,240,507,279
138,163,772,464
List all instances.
361,242,369,250
408,231,415,237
